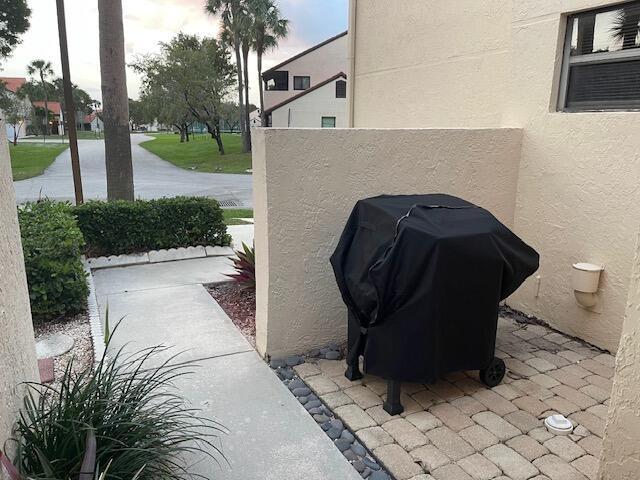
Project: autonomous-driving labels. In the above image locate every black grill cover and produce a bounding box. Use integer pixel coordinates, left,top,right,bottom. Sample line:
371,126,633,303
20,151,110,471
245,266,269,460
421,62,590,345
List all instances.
330,194,539,383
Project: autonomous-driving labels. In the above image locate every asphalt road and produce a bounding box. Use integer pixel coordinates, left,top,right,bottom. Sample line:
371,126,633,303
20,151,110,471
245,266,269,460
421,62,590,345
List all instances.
13,134,253,207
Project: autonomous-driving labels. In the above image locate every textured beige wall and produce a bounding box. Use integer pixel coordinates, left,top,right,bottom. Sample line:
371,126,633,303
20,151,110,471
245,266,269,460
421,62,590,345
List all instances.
504,0,640,352
351,0,511,128
253,127,523,358
599,231,640,479
0,119,39,452
350,0,640,352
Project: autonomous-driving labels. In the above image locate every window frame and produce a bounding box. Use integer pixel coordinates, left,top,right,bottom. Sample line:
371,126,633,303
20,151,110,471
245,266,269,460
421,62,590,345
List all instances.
335,80,347,98
558,2,640,112
293,76,311,91
321,116,336,128
264,70,289,91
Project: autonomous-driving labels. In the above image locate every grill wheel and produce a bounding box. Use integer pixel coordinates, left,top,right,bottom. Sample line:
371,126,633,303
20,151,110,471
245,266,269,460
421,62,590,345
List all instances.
479,357,506,388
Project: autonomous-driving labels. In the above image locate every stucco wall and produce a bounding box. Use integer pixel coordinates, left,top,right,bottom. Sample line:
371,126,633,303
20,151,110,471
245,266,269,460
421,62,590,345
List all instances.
600,231,640,479
351,0,511,128
270,77,347,128
349,0,640,352
504,0,640,353
264,33,348,110
253,127,523,358
0,119,38,452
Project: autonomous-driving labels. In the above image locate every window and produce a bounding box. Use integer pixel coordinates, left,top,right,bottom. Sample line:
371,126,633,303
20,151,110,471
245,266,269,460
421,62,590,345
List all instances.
335,80,347,98
321,116,336,128
293,76,310,90
264,70,288,91
559,2,640,111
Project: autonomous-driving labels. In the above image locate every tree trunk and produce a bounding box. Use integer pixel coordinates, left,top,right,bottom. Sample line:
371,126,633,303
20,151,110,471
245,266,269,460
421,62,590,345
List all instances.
206,121,225,155
179,125,185,142
98,0,134,201
234,41,248,153
242,42,251,151
258,53,265,126
185,124,190,142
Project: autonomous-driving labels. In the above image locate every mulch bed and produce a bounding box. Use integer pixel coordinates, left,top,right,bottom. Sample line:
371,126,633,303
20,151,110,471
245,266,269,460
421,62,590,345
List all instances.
33,312,94,386
207,282,256,347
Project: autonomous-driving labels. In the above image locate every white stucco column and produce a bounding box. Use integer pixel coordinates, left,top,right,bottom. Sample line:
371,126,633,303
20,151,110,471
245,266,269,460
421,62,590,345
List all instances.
599,231,640,478
0,118,39,450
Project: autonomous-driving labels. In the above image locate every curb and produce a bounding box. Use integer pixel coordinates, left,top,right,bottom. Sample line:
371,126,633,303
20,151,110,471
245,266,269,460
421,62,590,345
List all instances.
83,261,106,365
86,245,235,270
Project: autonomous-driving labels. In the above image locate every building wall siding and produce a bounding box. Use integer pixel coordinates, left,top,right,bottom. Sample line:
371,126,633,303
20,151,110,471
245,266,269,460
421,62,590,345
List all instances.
0,119,39,451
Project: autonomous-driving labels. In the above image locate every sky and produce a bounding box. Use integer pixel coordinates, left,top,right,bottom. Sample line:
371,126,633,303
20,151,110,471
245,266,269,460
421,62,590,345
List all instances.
0,0,348,105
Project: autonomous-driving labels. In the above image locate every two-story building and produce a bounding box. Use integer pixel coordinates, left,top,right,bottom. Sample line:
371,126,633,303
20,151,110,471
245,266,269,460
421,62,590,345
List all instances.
262,31,348,128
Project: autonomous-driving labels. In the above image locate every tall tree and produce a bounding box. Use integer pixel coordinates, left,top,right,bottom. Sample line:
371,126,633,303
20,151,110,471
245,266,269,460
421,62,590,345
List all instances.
242,29,252,149
247,0,288,125
205,0,251,153
26,60,53,136
0,0,31,60
98,0,134,201
133,34,235,153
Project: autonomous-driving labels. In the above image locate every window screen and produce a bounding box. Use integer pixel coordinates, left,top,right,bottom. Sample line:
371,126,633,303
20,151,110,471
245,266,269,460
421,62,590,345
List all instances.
321,116,336,128
336,80,347,98
294,76,310,90
559,2,640,111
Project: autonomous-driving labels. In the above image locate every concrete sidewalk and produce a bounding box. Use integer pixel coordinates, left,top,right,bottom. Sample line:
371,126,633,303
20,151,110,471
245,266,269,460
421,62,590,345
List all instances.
93,256,360,480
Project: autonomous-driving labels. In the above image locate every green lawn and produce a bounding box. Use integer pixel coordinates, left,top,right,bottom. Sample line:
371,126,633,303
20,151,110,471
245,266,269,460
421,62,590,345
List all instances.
223,208,253,226
10,143,69,180
140,133,252,174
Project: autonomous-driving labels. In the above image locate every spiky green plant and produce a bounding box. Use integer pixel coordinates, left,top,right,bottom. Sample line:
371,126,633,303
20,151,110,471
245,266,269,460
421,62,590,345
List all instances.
5,344,226,479
226,242,255,290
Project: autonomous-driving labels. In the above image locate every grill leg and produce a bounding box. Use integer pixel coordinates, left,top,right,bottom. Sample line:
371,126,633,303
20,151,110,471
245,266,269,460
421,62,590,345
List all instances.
383,380,404,415
345,363,363,381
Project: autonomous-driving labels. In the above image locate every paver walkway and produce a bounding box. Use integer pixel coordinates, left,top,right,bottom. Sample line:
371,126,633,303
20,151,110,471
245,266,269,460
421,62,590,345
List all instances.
296,317,614,480
92,252,360,479
13,135,253,206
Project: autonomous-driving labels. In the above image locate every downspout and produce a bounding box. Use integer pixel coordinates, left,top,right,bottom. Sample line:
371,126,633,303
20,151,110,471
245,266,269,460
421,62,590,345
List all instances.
347,0,357,127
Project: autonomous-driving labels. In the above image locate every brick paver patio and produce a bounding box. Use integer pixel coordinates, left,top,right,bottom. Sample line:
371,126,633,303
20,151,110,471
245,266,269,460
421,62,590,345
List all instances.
295,316,614,480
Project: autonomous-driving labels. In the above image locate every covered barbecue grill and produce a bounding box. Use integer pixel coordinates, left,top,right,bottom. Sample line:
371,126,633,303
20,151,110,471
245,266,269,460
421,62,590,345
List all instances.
330,194,539,414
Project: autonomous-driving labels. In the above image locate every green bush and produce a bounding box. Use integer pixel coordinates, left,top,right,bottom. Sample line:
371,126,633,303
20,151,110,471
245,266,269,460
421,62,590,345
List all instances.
74,197,231,257
18,201,88,322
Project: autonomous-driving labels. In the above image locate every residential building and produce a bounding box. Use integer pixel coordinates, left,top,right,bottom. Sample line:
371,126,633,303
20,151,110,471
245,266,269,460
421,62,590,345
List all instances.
262,31,348,127
253,1,640,476
82,111,103,132
32,101,64,136
0,77,30,140
266,73,347,128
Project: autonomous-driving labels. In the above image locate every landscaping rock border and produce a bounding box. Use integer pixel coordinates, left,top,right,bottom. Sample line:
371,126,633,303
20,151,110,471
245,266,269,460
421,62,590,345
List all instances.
86,245,235,270
270,347,393,480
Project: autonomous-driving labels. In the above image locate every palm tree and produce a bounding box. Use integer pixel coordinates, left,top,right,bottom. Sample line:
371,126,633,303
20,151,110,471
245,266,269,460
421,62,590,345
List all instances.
611,4,640,50
247,0,288,125
26,59,53,137
98,0,134,200
206,0,251,153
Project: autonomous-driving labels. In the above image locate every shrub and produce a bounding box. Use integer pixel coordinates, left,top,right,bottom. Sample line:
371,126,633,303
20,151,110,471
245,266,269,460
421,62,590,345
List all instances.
226,242,255,290
74,197,231,257
7,343,225,479
18,201,88,322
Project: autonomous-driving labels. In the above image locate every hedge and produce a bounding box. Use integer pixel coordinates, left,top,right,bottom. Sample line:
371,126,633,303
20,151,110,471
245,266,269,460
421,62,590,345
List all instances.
18,201,88,322
74,197,231,257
